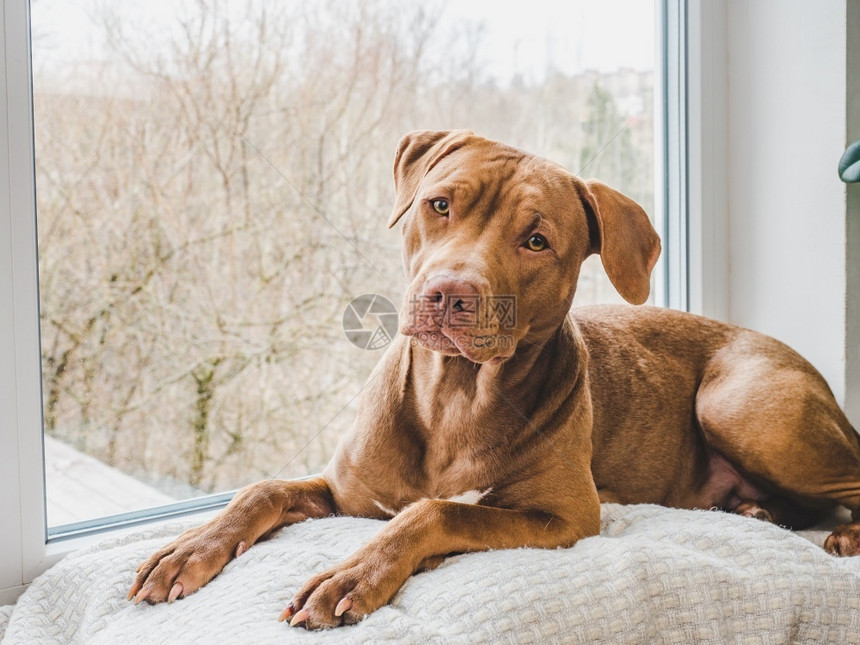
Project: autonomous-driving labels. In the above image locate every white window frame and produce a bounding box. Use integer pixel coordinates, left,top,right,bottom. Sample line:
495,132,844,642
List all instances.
656,0,728,317
684,0,729,320
1,0,43,605
0,0,697,603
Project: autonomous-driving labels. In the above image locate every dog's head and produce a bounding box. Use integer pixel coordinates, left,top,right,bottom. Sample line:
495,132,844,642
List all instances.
388,129,661,364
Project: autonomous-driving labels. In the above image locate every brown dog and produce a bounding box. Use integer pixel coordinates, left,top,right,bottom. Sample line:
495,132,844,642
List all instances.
128,130,860,629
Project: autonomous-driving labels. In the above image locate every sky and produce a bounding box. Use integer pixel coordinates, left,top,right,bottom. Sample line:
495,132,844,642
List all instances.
31,0,656,83
438,0,655,82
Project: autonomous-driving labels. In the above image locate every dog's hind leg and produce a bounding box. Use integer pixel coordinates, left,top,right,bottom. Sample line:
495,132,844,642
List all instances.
694,337,860,552
734,496,823,529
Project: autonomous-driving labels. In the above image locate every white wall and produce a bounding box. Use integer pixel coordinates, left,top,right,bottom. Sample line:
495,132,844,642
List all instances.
725,0,848,407
845,2,860,427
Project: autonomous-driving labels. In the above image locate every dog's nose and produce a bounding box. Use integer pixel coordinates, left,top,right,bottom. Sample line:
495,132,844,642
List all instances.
420,275,480,323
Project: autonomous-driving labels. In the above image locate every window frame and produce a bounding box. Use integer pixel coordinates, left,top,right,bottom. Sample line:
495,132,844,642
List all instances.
1,0,44,605
656,0,728,318
0,0,694,603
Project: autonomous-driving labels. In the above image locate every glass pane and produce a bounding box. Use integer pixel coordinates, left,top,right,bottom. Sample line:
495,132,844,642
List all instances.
32,0,656,530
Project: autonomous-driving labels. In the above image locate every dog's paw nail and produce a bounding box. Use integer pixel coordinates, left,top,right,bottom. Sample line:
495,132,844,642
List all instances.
133,587,150,605
168,582,183,603
289,607,310,627
235,541,247,558
335,597,352,617
127,580,142,601
278,604,295,622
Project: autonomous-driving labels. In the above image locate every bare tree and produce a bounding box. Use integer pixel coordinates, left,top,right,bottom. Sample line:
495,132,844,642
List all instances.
34,0,654,510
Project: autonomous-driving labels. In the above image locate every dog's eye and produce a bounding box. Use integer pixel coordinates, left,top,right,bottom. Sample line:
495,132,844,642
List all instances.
525,234,548,252
431,198,449,216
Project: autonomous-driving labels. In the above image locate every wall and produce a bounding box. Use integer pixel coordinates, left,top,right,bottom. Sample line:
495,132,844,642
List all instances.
846,1,860,426
725,0,848,408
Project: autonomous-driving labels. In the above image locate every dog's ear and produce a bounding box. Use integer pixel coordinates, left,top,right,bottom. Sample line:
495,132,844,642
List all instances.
579,179,661,305
388,130,474,228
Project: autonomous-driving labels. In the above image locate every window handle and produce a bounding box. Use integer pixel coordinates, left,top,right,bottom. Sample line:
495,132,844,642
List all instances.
840,140,860,183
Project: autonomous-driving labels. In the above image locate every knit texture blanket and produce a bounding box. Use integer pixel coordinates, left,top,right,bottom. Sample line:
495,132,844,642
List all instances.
3,503,860,644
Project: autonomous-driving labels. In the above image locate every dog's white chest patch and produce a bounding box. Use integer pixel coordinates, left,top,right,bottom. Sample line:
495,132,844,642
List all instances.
371,499,398,517
371,488,492,518
444,488,492,505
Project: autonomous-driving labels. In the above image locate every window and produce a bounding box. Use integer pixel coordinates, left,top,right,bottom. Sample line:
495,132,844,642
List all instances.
1,0,678,602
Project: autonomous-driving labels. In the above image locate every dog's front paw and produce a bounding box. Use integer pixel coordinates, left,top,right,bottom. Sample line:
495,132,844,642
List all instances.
281,550,411,629
128,523,246,604
825,522,860,556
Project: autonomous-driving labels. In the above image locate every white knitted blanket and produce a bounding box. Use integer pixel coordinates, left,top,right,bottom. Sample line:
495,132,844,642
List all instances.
3,504,860,644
